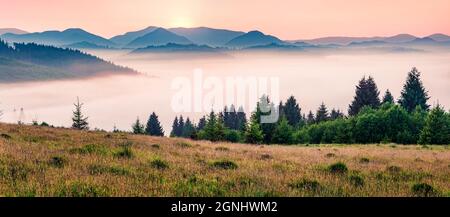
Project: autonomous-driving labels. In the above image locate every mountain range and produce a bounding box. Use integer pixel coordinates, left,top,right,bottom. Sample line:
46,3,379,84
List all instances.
1,26,449,51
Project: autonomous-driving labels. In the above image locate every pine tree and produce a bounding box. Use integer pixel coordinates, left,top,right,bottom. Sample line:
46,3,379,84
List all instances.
348,76,381,116
132,117,145,134
271,117,294,144
253,95,277,143
182,118,196,138
419,105,449,144
330,109,344,120
72,97,89,130
315,102,330,123
170,116,179,137
236,106,247,131
146,112,164,136
177,116,185,137
382,89,394,104
197,116,206,131
398,67,430,112
244,114,264,144
306,111,315,125
282,95,302,127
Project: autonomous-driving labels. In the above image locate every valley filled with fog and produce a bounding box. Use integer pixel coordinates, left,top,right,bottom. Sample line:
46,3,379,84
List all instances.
1,49,449,133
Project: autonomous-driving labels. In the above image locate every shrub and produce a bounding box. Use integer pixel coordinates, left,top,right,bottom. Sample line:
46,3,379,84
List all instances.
289,179,321,192
224,130,242,143
325,153,336,158
114,141,134,159
176,142,192,148
386,165,402,174
215,147,229,152
1,133,11,140
359,157,370,163
349,175,365,187
151,144,160,149
211,159,238,170
260,154,273,160
328,162,348,174
411,183,438,197
49,156,67,168
150,158,169,170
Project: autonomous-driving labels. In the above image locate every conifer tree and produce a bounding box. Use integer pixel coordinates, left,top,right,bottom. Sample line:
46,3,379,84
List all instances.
330,109,344,120
182,118,196,138
146,112,164,136
419,105,449,144
197,116,206,131
315,102,330,123
271,117,294,144
236,106,247,131
306,111,315,125
382,89,394,104
72,97,89,130
282,95,303,127
177,115,185,137
132,117,145,134
244,114,264,144
348,76,381,116
170,116,179,137
398,67,430,112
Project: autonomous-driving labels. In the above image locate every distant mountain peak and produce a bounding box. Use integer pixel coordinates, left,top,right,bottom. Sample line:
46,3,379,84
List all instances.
225,30,282,48
126,27,192,48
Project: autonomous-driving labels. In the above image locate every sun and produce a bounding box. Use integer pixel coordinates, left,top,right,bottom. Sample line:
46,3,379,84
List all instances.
170,17,194,28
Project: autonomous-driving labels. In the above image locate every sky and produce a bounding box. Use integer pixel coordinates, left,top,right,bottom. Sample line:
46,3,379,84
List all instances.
1,0,449,40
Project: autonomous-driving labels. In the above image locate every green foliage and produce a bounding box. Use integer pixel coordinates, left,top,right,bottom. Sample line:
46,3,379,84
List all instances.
114,142,134,159
411,183,438,197
382,89,394,104
398,67,430,112
131,117,145,134
315,102,330,123
224,130,242,143
197,111,226,142
271,117,294,144
211,159,238,170
289,179,321,192
419,105,450,145
328,162,348,174
349,174,365,187
57,181,110,197
150,157,169,170
281,96,303,127
244,115,264,144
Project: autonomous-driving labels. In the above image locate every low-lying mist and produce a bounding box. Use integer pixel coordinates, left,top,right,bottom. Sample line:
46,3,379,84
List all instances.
1,49,449,133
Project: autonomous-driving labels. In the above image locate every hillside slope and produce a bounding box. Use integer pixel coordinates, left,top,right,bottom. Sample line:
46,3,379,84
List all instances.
0,123,448,197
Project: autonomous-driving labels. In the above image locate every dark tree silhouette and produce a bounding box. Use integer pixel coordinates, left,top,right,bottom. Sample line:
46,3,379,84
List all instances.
132,117,145,134
315,102,330,123
348,76,381,116
282,95,303,127
382,89,394,104
398,67,430,112
146,112,164,136
72,97,89,130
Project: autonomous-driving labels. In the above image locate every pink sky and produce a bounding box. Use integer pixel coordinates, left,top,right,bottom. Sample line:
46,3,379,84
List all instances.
1,0,449,39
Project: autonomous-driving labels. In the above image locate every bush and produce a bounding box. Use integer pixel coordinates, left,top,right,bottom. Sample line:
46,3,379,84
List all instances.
114,143,134,159
0,133,11,140
224,130,242,143
289,179,321,192
211,159,238,170
411,183,438,197
49,156,67,168
328,162,348,174
359,157,370,163
325,153,336,158
150,158,169,170
386,165,402,174
349,174,365,187
215,147,229,152
151,144,160,149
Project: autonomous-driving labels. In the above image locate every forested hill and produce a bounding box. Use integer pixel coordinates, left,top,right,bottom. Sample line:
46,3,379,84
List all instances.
0,39,136,82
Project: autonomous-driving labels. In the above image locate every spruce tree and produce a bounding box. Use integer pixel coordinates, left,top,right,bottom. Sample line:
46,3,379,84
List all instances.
72,97,89,130
244,114,264,144
398,67,430,112
306,111,315,125
282,95,302,127
197,116,206,131
132,117,145,134
236,106,247,131
348,76,381,116
271,117,294,144
170,116,179,137
146,112,164,136
315,102,330,123
419,105,449,144
177,116,185,137
330,109,344,120
382,89,394,104
182,118,196,138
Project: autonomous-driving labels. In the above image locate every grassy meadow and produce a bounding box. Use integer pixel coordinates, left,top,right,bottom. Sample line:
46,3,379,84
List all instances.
0,123,449,197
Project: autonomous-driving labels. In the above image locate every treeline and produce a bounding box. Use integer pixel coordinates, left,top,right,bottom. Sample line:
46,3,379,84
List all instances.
0,38,135,74
64,67,448,145
157,67,448,145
